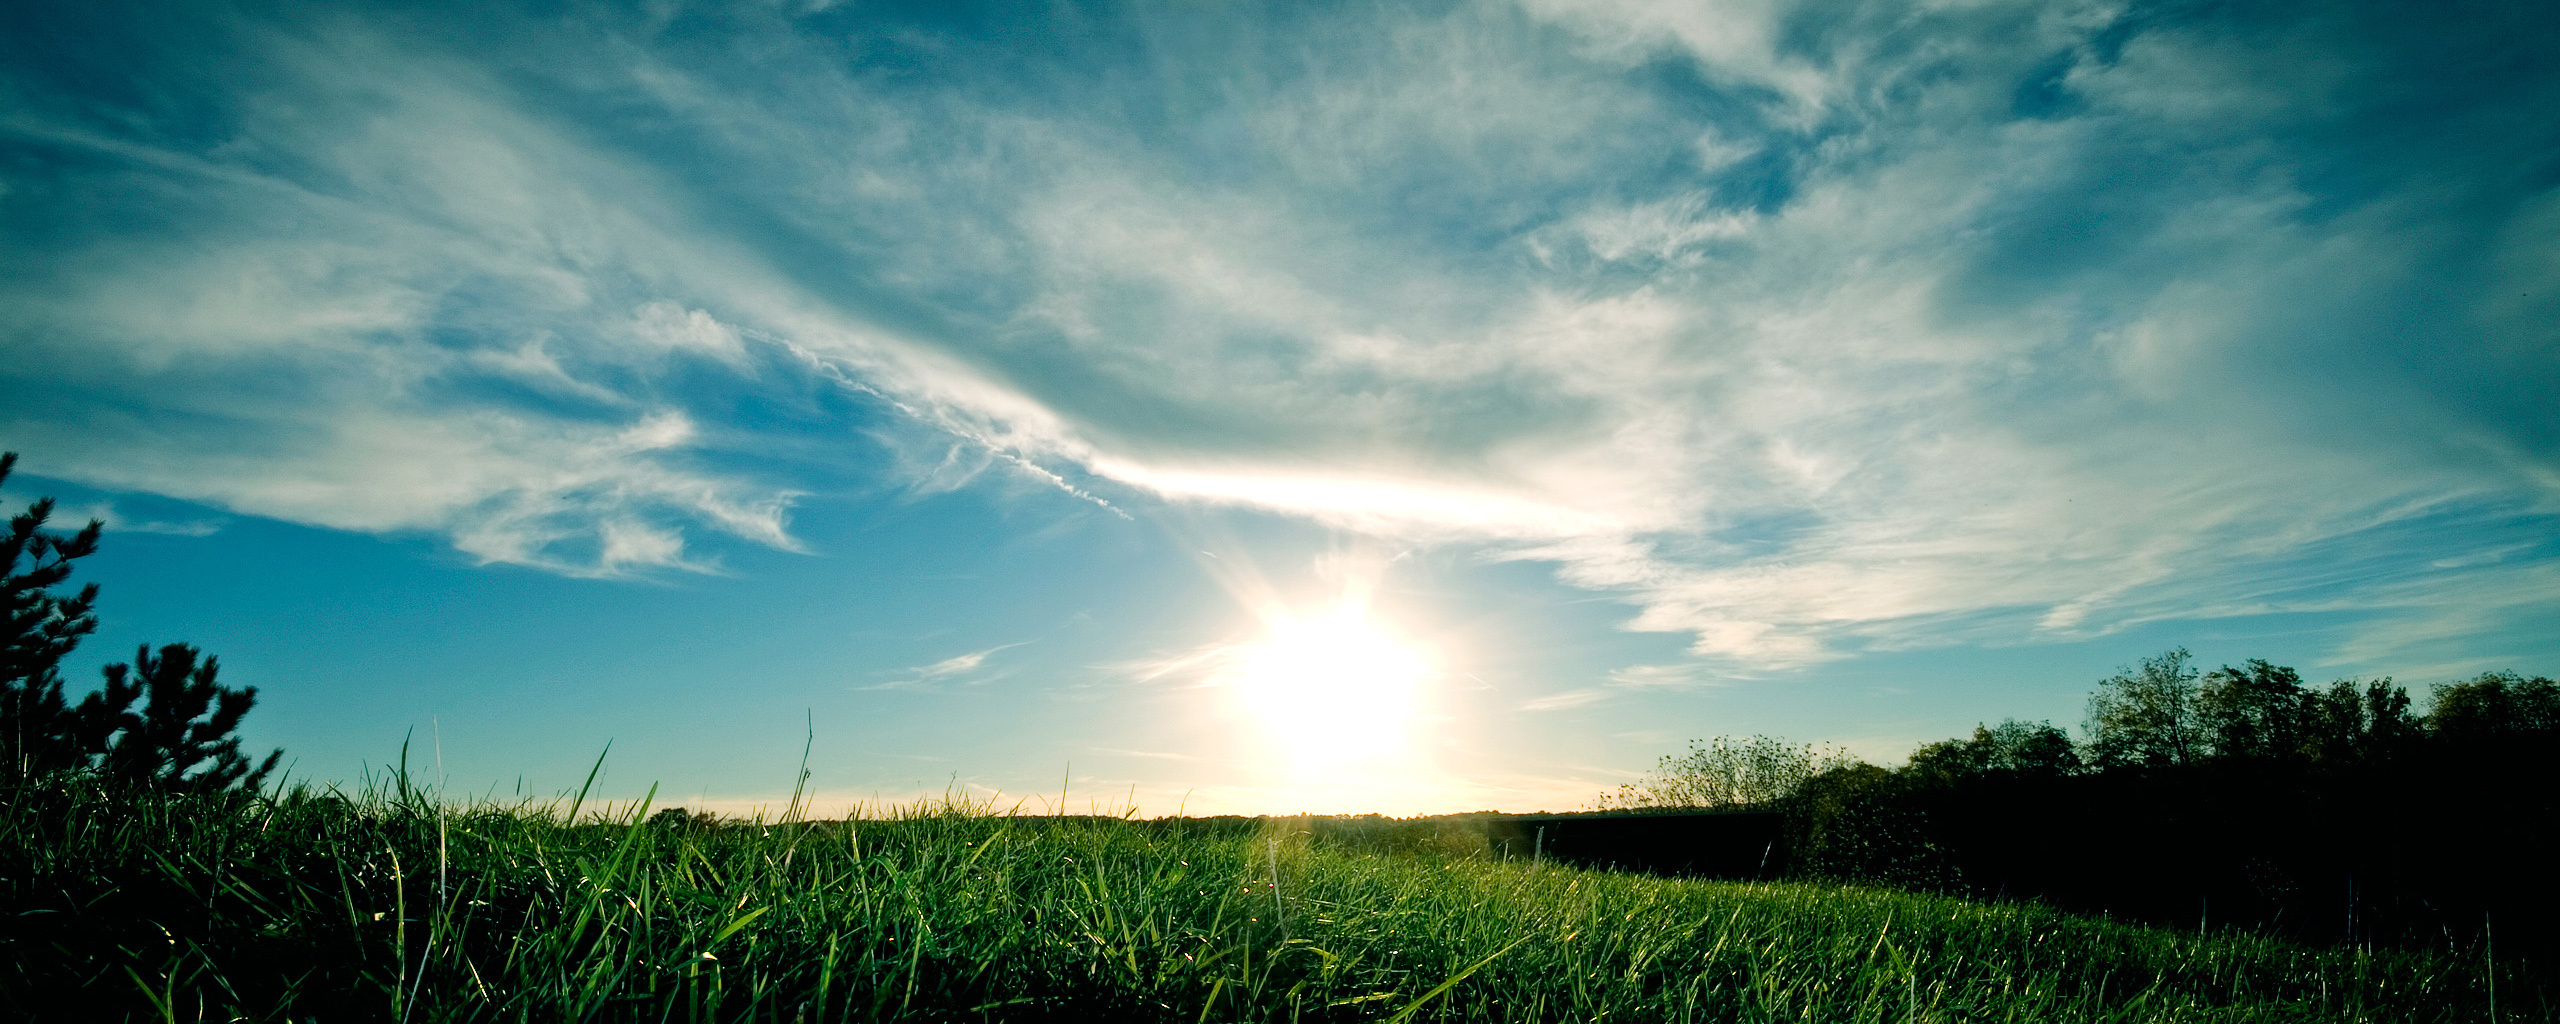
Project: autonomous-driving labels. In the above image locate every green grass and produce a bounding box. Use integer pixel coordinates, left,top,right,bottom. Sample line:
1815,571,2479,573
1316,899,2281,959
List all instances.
1,775,2539,1022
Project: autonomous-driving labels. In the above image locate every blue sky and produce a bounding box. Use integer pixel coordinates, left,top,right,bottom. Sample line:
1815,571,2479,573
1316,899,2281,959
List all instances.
3,0,2554,815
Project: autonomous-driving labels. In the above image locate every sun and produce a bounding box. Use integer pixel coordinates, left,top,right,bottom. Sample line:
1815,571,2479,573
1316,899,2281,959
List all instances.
1228,605,1433,769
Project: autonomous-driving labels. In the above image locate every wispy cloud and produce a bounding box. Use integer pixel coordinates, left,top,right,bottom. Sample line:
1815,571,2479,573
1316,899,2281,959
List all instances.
860,643,1030,692
0,492,227,538
1520,689,1608,712
1522,662,1732,711
1084,747,1216,763
2,0,2551,671
67,501,223,538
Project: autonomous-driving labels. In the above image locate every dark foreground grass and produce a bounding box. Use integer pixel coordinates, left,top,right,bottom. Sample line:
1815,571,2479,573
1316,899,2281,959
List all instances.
1,778,2540,1022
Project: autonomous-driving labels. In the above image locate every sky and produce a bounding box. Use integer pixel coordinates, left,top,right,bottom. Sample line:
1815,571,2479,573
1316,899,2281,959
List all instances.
2,0,2554,817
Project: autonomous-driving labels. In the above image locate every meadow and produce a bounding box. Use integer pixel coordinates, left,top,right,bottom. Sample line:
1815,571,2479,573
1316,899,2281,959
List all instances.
2,769,2537,1023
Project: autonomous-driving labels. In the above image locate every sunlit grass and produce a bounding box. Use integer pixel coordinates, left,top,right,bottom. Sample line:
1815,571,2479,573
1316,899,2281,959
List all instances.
0,773,2535,1022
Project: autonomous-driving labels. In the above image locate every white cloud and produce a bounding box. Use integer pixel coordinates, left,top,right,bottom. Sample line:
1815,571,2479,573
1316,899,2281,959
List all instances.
859,643,1028,691
3,0,2549,672
1566,194,1756,265
69,502,223,538
1515,0,1836,117
628,302,751,364
0,23,843,577
1520,688,1608,711
943,2,2554,672
1604,664,1718,689
0,495,224,538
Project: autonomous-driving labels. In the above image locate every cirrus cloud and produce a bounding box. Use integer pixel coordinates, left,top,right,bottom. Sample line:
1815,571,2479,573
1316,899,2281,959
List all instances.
2,0,2551,667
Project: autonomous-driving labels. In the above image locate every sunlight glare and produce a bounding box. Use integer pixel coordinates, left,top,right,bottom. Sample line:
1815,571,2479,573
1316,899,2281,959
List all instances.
1229,605,1432,770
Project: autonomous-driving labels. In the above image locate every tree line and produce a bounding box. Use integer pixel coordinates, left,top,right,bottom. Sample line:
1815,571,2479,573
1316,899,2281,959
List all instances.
1609,649,2560,957
1617,647,2560,962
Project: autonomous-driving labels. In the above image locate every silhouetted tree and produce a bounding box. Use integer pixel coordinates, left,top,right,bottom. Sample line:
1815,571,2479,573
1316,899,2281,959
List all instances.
2197,659,2308,762
2083,648,2200,769
1597,735,1858,810
1601,652,2560,956
2299,677,2420,766
1,452,106,781
0,452,280,793
94,644,280,794
1906,719,2079,783
2427,671,2560,741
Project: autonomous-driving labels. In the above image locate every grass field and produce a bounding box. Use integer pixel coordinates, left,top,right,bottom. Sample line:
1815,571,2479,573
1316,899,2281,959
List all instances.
1,773,2538,1022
